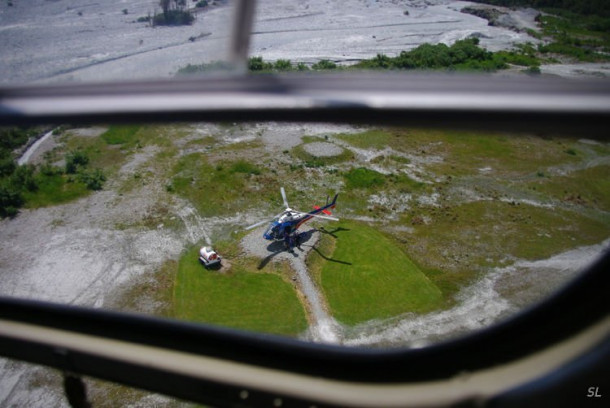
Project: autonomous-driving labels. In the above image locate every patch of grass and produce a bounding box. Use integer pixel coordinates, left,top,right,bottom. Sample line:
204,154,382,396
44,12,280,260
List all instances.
174,246,307,336
336,129,395,150
169,154,279,217
229,160,262,175
526,165,610,212
101,125,141,146
426,132,580,177
311,220,443,325
343,167,385,189
23,173,90,208
405,200,610,272
537,13,610,62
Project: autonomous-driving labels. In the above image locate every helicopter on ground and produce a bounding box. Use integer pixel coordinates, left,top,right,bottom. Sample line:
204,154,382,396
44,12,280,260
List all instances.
246,187,339,242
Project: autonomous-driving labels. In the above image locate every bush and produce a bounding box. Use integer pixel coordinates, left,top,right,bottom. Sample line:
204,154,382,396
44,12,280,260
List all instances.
65,151,89,174
196,0,209,7
312,59,337,70
11,165,37,192
274,59,293,71
78,169,106,191
0,183,24,218
153,9,194,26
248,56,273,71
0,156,16,177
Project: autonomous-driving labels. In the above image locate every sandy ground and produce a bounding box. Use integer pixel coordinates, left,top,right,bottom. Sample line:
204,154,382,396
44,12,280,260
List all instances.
1,0,543,84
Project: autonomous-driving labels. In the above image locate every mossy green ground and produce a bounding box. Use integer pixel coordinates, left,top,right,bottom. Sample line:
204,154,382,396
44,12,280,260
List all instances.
173,246,307,336
310,220,443,326
25,124,609,336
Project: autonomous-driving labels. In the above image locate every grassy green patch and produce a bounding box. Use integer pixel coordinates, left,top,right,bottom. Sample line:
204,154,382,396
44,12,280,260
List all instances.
101,125,141,146
311,220,443,325
169,153,279,217
405,200,610,270
526,165,610,212
174,246,307,336
538,12,610,62
427,133,579,176
336,129,396,150
344,167,385,189
23,172,90,208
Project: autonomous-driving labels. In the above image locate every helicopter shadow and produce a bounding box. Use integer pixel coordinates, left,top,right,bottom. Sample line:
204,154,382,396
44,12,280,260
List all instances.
318,226,351,239
312,227,352,266
311,246,352,266
257,229,316,270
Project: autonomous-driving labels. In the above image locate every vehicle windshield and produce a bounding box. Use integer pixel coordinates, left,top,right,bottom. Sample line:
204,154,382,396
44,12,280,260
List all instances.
1,1,609,406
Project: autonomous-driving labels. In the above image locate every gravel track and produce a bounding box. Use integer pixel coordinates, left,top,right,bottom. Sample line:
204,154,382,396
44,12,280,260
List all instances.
240,226,343,343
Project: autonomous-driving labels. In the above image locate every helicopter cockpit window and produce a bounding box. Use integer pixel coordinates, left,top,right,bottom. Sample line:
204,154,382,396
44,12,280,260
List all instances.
1,1,609,407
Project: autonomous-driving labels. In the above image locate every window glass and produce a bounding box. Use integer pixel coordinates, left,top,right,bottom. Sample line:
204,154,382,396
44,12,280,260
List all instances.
1,1,609,405
0,0,233,84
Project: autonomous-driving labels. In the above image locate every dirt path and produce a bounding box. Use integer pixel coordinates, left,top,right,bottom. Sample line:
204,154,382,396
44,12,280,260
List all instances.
240,226,343,344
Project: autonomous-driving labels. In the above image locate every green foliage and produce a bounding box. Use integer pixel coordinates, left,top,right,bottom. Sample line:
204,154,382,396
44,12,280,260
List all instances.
274,59,293,71
169,155,277,217
101,125,140,145
355,38,507,71
344,167,386,189
153,9,194,26
0,182,24,218
311,59,337,70
22,173,89,209
196,0,208,7
11,164,37,192
248,56,273,72
65,151,89,174
177,61,233,75
296,62,310,71
468,1,610,18
78,168,106,191
0,127,33,150
229,160,262,175
0,155,16,177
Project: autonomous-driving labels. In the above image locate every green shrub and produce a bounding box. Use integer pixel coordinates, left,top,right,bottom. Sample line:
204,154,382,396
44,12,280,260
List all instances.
11,165,37,192
0,156,16,177
65,151,89,174
0,183,24,218
274,59,293,71
78,168,106,191
153,9,194,26
312,59,337,70
248,56,273,71
101,125,140,145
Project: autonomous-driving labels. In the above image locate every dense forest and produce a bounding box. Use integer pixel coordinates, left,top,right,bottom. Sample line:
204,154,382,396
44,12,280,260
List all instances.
468,0,610,17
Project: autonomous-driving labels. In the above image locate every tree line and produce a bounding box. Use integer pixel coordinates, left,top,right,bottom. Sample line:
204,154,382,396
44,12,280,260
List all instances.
467,0,610,18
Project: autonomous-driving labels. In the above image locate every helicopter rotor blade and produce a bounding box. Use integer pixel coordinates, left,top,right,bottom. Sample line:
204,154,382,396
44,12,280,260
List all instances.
296,212,339,222
245,211,286,230
281,187,290,209
245,219,269,230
